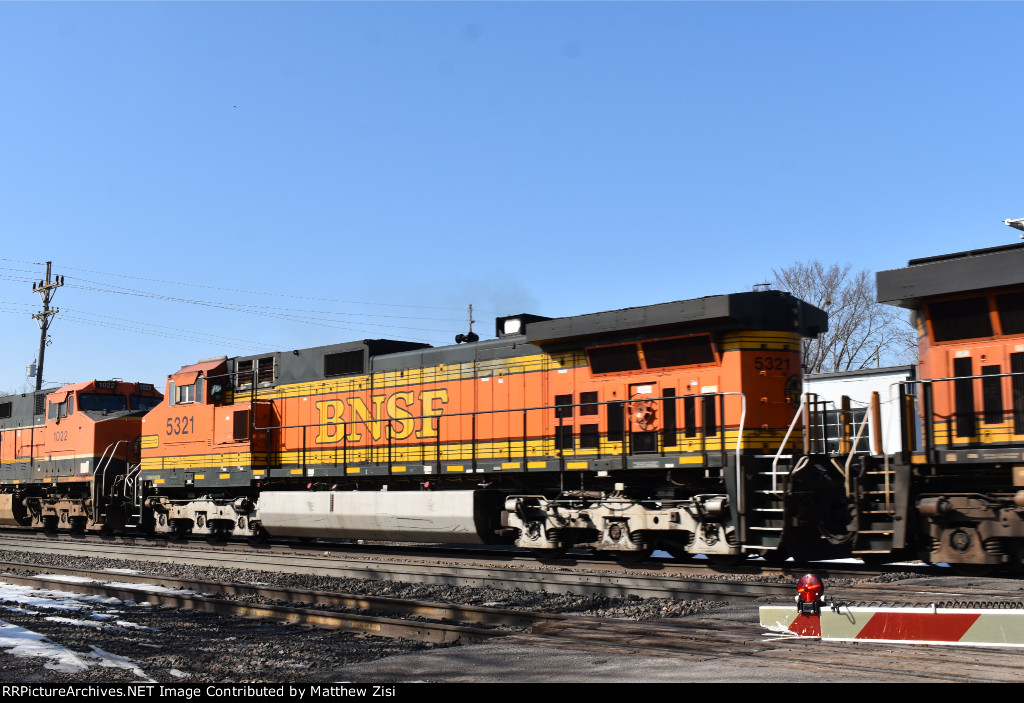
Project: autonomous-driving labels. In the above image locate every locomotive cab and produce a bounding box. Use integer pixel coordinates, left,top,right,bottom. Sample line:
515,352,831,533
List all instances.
140,356,275,539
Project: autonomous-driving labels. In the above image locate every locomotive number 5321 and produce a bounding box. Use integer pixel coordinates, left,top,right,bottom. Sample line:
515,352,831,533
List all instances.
166,416,194,435
752,356,790,371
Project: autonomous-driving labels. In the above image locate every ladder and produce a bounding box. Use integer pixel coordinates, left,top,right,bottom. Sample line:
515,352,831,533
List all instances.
742,401,808,549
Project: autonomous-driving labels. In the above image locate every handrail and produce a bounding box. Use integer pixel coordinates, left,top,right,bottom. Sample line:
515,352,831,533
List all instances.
882,380,908,505
771,398,806,493
843,407,872,499
714,391,746,512
92,440,126,523
895,369,1024,385
252,391,743,472
124,462,147,523
887,370,1024,451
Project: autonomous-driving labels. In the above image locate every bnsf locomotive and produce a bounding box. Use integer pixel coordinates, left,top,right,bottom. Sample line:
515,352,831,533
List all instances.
138,290,823,563
2,241,1023,573
0,380,162,533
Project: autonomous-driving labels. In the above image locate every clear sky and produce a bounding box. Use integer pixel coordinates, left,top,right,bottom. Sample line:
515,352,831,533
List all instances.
1,1,1022,392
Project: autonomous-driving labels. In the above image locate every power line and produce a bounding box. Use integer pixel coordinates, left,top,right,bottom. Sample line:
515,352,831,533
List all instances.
1,257,491,349
0,299,448,346
62,281,462,336
1,256,462,312
66,277,463,324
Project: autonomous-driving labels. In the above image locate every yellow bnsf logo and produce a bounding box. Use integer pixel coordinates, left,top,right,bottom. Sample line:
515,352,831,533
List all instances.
315,389,449,443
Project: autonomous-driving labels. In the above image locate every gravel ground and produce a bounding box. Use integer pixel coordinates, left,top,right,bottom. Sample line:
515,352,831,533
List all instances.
0,547,915,683
0,547,723,683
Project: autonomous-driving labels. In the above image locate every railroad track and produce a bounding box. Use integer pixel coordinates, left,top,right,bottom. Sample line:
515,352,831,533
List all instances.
1,562,1020,682
0,526,938,580
2,553,1023,682
0,529,939,584
0,563,508,644
0,534,802,601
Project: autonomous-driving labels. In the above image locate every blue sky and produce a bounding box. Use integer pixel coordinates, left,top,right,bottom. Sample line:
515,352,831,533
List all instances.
1,1,1022,392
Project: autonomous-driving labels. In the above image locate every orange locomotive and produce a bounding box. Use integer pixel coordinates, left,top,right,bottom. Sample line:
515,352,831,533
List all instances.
0,380,163,533
139,291,826,559
878,242,1024,570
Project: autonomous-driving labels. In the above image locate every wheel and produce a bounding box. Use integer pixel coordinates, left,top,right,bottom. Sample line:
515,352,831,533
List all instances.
207,520,233,544
168,519,191,541
247,527,270,546
206,530,228,545
69,517,87,536
41,516,58,535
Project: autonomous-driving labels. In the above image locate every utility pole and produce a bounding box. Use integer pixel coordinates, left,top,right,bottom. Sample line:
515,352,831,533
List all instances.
31,261,64,392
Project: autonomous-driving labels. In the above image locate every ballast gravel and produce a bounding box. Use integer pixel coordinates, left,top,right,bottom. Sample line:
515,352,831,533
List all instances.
0,546,916,683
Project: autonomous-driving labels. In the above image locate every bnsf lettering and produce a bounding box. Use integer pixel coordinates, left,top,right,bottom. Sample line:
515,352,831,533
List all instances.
315,389,450,444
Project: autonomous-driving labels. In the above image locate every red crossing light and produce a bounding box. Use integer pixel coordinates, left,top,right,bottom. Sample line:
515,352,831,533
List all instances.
796,573,824,604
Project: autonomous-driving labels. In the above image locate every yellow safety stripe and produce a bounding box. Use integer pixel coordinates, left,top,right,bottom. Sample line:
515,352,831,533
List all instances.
717,331,802,351
931,420,1024,443
141,430,803,472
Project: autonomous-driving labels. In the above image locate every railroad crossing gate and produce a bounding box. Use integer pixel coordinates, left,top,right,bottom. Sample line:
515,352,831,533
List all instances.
761,605,1024,648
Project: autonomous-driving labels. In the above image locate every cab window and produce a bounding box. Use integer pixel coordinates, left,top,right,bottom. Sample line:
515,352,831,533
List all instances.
176,384,196,404
48,397,73,420
79,394,128,412
130,395,163,411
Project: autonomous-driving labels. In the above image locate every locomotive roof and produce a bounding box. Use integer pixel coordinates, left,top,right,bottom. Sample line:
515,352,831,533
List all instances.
525,291,827,347
0,387,58,426
877,241,1024,309
187,292,825,387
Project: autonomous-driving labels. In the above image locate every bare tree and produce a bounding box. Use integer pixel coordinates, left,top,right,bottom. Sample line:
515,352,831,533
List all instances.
771,261,916,374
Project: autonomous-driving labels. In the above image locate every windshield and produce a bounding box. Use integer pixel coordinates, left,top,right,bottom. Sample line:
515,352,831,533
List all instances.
130,395,163,411
78,393,128,412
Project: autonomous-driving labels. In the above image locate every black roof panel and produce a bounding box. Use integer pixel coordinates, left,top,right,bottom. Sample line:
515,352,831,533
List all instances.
526,291,826,347
878,242,1024,309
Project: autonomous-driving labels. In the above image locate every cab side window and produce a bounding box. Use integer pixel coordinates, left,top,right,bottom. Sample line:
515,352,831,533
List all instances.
47,397,73,420
176,384,196,404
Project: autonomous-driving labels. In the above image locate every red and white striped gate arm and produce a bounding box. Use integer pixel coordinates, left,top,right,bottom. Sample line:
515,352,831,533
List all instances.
761,605,1024,648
